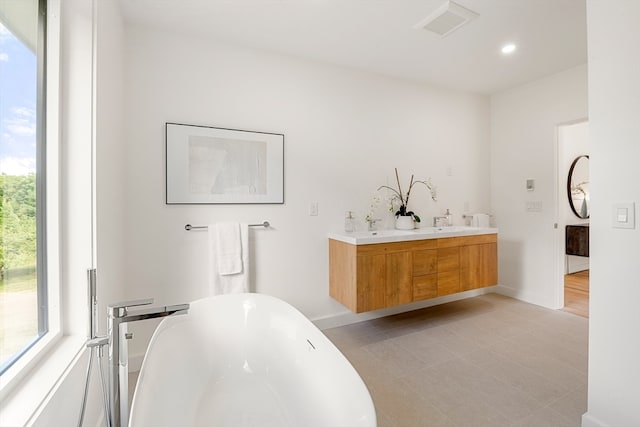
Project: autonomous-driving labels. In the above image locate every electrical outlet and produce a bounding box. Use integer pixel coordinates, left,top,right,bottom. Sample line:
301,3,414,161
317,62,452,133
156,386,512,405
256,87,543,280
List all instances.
309,202,318,216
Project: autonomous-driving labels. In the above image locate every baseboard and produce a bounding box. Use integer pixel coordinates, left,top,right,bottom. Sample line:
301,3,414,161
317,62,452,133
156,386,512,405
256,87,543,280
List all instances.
567,255,589,274
581,412,608,427
493,284,560,310
312,287,496,330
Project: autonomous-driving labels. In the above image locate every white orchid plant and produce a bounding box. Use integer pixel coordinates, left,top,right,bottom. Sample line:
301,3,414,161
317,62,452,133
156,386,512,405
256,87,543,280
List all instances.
365,194,382,223
571,180,589,198
377,168,437,223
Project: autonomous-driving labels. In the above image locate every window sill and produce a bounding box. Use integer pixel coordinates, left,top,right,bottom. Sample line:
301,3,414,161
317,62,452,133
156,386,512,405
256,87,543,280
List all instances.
0,334,85,426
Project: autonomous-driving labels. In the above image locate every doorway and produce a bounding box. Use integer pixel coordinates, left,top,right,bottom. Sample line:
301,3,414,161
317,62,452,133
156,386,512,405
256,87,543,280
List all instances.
557,120,589,317
564,269,589,317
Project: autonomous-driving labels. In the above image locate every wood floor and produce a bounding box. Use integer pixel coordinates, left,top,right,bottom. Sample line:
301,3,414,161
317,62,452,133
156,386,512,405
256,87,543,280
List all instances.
563,270,589,318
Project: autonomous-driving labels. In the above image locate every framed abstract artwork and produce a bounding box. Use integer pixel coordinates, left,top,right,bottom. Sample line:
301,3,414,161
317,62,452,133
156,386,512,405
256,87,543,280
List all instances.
166,123,284,204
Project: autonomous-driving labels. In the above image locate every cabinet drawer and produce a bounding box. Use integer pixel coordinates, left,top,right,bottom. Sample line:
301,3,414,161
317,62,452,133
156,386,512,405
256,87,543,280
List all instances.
460,234,497,246
437,247,460,272
437,237,465,248
413,275,437,301
437,270,460,296
413,249,437,276
358,239,437,256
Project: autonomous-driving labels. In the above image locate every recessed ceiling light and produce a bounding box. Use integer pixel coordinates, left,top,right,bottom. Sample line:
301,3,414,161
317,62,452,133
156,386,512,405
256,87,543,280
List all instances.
501,43,517,55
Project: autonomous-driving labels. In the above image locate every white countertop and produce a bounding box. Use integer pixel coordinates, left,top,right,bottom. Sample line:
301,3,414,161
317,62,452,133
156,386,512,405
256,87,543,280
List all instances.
328,226,498,245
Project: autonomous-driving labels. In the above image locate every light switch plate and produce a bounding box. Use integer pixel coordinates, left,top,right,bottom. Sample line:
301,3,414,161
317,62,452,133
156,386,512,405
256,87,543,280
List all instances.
525,201,542,212
612,202,635,229
526,179,535,192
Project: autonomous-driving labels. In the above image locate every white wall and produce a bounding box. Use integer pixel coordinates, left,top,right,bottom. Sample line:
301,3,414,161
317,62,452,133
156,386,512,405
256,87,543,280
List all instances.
121,26,491,358
490,65,588,309
558,122,589,274
95,0,126,335
583,1,640,426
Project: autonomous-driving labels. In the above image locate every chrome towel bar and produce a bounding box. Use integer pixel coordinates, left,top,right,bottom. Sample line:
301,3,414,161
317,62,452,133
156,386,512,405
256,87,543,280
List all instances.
185,221,270,231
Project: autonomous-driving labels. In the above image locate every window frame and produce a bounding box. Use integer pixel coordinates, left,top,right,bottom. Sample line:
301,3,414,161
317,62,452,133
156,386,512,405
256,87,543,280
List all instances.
0,0,65,396
1,0,99,420
0,0,48,377
35,0,49,342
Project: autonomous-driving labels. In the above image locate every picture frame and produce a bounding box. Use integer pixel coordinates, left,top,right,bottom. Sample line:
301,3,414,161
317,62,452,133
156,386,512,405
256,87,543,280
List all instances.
165,123,284,204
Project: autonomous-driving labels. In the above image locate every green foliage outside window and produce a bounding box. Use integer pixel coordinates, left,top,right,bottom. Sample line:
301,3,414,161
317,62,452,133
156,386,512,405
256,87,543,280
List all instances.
0,174,37,281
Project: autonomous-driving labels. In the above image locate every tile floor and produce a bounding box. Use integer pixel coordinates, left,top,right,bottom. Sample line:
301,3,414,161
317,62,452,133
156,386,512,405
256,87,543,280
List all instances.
323,293,588,427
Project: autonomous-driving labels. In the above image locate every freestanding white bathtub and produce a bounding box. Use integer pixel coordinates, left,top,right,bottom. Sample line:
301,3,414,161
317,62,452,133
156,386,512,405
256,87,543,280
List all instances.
129,293,376,427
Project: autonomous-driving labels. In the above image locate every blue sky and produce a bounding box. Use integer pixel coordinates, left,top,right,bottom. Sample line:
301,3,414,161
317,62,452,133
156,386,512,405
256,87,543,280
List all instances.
0,22,37,175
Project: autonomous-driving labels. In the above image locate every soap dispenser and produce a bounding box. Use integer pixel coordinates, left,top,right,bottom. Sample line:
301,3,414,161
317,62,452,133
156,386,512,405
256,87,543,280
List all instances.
445,209,452,226
344,211,355,232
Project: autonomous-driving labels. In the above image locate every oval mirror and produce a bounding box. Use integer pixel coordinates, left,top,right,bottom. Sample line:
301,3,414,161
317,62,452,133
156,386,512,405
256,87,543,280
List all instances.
567,155,589,219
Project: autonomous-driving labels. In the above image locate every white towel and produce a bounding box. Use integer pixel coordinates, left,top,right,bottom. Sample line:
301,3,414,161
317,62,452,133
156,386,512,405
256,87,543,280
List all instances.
209,223,250,295
215,223,242,275
472,213,490,228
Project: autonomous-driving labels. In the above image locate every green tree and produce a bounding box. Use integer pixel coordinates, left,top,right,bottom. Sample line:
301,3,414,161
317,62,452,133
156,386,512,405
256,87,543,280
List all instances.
0,173,37,279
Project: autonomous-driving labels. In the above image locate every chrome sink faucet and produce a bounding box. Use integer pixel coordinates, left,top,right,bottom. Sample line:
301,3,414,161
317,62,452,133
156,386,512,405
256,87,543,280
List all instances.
108,298,189,427
433,216,448,227
367,218,381,231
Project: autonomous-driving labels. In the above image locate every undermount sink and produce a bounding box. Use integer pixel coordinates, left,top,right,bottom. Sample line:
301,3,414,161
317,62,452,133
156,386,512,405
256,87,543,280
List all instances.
363,226,478,236
423,226,473,233
350,229,415,238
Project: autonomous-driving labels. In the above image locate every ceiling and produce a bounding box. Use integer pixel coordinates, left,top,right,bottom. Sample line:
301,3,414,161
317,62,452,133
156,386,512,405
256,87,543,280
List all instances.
118,0,587,94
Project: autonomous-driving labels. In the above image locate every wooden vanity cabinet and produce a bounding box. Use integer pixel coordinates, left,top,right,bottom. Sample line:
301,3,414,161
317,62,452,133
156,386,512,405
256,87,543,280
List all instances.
460,234,498,291
329,233,498,313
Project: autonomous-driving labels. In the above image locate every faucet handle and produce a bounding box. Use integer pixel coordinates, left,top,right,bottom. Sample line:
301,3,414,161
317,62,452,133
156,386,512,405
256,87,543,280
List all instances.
109,298,154,309
108,298,154,318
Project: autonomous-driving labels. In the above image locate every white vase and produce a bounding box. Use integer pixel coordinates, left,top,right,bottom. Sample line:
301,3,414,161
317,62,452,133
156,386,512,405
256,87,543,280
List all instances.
580,198,588,218
395,216,415,230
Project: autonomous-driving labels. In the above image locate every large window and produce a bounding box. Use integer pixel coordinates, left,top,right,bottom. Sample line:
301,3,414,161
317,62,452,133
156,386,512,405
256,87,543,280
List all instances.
0,0,46,374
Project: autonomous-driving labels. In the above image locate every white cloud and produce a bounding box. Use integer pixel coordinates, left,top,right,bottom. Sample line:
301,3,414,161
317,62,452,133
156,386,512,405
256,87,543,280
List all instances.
2,107,36,138
13,107,35,118
0,157,36,175
0,52,8,62
6,122,36,137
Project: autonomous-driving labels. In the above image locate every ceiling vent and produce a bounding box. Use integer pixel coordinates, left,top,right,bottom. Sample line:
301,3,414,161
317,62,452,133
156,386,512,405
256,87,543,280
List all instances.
414,1,479,37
